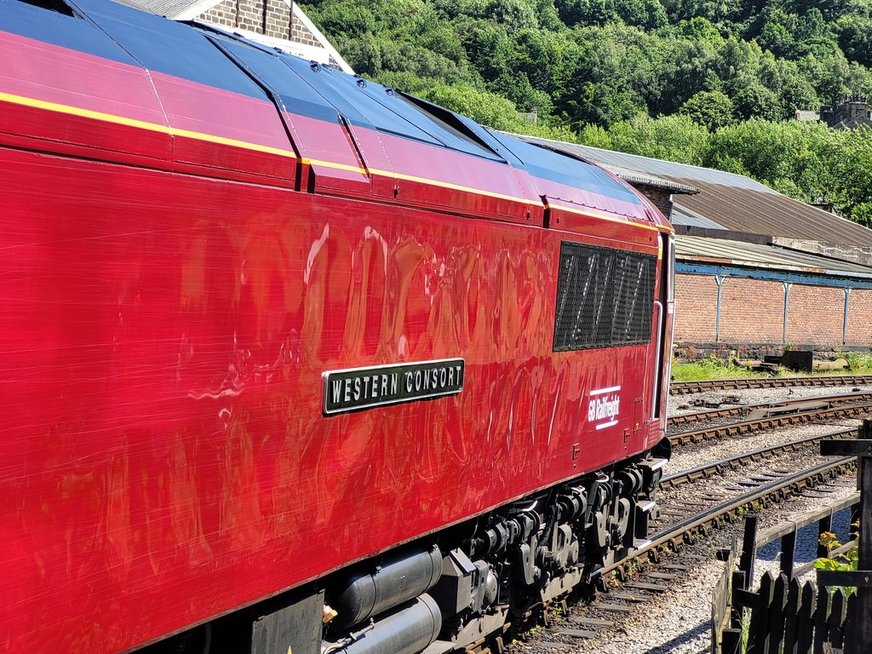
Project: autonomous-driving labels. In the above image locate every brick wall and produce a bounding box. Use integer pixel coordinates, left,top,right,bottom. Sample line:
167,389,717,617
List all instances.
786,285,844,346
674,274,718,342
201,0,236,28
632,184,672,220
674,273,869,350
291,18,320,47
847,289,872,345
199,0,319,43
719,278,784,344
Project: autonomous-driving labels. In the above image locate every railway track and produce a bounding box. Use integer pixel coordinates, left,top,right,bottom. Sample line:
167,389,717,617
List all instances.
509,457,857,652
667,391,872,428
616,457,854,575
667,400,872,447
670,374,872,395
660,426,857,489
477,382,869,653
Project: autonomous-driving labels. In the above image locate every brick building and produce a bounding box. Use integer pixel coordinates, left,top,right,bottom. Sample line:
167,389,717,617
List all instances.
521,136,872,355
820,97,872,130
117,0,352,72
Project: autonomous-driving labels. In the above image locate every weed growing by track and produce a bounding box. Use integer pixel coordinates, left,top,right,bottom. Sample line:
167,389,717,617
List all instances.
671,356,767,382
843,352,872,374
672,352,872,381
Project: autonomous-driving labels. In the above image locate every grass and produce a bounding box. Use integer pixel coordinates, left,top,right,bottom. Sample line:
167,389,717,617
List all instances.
671,351,872,382
671,356,768,382
843,351,872,373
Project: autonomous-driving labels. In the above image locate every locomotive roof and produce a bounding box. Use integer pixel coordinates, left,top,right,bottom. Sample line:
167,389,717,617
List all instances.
0,0,669,232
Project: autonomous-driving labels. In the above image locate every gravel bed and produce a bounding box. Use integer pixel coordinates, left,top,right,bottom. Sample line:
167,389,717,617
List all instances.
668,384,872,418
659,447,834,510
667,420,862,477
667,414,750,436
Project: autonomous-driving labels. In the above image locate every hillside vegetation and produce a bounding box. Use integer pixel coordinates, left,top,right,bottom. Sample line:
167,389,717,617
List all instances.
301,0,872,225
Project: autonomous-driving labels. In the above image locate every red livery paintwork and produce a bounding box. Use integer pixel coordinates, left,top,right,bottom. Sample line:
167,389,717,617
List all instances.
0,9,673,653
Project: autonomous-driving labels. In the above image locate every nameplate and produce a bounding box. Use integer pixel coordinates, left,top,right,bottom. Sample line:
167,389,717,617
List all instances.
323,358,465,415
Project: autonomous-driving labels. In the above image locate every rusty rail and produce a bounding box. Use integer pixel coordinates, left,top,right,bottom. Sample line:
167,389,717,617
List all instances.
668,401,872,447
662,427,856,489
668,391,872,428
670,375,872,396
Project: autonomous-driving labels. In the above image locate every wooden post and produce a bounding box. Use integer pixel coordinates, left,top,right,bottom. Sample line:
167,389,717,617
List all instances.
795,582,817,654
768,574,789,652
782,577,803,653
816,513,834,559
857,421,872,654
739,514,759,590
828,589,848,650
813,583,831,654
818,419,872,654
729,570,746,629
781,527,797,580
747,572,775,654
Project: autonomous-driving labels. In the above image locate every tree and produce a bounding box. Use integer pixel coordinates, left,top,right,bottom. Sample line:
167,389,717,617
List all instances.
554,0,616,26
680,90,735,130
705,120,838,198
614,0,668,29
829,126,872,222
585,113,710,164
420,81,528,130
300,0,872,227
837,12,872,68
732,82,784,120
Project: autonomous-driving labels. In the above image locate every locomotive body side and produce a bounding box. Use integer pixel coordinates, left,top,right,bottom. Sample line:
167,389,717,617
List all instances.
0,2,674,652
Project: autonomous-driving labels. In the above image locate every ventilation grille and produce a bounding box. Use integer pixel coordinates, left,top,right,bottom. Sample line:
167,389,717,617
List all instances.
553,242,656,351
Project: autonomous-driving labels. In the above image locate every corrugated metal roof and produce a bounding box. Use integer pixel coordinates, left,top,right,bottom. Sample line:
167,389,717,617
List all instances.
513,134,698,194
596,163,698,194
672,181,872,248
676,235,872,277
671,204,726,229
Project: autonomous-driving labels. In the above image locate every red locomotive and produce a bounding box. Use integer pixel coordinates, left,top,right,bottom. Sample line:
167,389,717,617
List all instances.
0,1,674,652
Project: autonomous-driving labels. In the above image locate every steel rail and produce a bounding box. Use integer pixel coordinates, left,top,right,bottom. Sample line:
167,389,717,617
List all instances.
603,457,856,577
667,391,872,428
670,375,872,395
667,401,872,447
471,457,857,652
661,427,856,489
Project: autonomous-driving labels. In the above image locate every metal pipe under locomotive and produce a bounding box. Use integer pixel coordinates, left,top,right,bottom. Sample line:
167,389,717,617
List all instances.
0,1,675,652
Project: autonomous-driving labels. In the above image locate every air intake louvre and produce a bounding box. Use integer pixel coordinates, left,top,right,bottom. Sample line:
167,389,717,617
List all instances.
553,242,656,351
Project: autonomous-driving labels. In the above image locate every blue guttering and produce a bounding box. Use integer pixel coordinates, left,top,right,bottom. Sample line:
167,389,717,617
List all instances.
676,262,872,290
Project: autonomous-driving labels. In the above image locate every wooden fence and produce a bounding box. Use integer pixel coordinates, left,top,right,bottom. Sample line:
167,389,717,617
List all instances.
711,437,868,654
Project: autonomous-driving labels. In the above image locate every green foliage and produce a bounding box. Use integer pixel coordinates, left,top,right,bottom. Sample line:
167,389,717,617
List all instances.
814,530,858,595
843,351,872,372
671,355,767,381
680,90,736,130
604,114,710,164
418,81,525,130
301,0,872,224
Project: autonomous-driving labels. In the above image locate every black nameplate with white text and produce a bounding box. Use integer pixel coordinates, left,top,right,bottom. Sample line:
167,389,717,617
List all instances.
323,359,465,415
